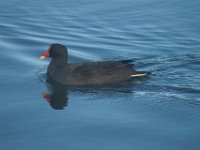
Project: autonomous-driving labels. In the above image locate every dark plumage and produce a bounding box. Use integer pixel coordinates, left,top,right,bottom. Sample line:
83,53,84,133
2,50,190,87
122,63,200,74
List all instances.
40,43,150,86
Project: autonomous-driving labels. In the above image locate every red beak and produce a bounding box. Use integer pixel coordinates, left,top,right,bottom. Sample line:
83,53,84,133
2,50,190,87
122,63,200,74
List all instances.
40,47,50,59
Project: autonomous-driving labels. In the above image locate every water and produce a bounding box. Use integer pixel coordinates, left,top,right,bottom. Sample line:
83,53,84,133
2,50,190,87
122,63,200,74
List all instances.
1,0,200,149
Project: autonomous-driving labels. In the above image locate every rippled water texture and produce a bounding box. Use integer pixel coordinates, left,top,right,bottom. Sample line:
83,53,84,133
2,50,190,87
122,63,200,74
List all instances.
0,0,200,150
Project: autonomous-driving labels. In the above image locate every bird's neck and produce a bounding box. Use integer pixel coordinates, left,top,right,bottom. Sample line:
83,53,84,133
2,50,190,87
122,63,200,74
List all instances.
47,57,67,77
52,57,67,65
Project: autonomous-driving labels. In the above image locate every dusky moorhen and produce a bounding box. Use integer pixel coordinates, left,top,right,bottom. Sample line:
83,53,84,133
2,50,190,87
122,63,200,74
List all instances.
40,43,150,86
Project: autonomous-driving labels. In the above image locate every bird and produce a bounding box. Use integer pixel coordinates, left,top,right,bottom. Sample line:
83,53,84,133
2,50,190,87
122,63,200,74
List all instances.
40,43,150,86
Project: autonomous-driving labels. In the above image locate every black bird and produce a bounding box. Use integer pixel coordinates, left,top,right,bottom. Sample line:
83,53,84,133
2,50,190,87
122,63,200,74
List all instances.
40,43,150,86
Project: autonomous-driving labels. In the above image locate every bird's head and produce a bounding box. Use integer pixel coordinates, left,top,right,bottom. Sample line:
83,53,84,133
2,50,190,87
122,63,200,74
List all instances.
40,43,68,59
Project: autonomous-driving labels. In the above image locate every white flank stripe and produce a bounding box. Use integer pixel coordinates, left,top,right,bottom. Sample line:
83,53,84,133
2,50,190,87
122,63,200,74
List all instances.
131,73,147,77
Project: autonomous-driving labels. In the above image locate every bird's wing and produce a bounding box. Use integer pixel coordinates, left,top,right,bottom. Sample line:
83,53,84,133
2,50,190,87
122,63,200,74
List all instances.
68,61,134,77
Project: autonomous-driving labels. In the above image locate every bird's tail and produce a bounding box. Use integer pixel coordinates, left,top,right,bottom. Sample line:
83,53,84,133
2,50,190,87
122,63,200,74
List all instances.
131,71,150,78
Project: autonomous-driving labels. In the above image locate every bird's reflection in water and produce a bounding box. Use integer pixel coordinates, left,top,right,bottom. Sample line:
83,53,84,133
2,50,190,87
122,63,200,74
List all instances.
42,77,145,110
42,79,69,110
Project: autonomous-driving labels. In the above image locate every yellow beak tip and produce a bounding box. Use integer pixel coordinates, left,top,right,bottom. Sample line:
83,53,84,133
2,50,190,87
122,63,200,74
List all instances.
40,56,46,60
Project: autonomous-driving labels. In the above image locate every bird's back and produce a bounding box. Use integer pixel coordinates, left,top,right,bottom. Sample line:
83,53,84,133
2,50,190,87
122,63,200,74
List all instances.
47,60,134,86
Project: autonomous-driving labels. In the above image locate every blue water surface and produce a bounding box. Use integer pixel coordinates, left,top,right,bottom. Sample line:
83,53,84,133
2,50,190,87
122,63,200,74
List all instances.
0,0,200,150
